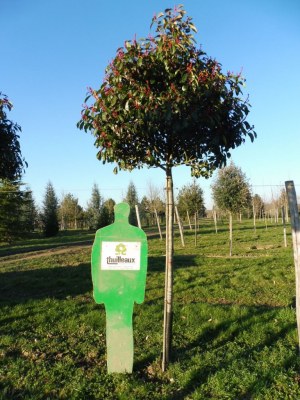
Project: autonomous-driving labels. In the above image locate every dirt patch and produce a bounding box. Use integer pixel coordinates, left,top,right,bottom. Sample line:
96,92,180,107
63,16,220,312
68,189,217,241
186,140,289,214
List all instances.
0,243,92,265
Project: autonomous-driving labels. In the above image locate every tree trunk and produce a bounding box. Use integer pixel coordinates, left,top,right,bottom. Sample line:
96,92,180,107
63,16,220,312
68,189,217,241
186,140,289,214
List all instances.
229,212,233,257
162,167,174,371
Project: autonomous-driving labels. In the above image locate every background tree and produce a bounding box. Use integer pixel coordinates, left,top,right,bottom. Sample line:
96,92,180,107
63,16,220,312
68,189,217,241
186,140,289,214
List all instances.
103,198,116,225
123,181,139,226
59,193,82,229
140,182,165,226
252,194,265,219
177,181,206,221
20,187,38,233
78,6,256,370
278,188,289,221
211,163,252,255
86,183,103,230
0,180,29,242
0,93,27,180
42,182,59,237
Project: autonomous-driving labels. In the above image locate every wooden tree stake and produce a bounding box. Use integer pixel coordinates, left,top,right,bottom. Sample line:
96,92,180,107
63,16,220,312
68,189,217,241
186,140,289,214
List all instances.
154,208,163,240
175,206,185,247
135,205,141,229
187,210,192,230
229,212,233,257
285,180,300,353
282,205,287,248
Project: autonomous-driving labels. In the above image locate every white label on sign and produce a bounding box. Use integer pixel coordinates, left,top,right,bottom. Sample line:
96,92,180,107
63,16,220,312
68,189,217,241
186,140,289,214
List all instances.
101,241,141,270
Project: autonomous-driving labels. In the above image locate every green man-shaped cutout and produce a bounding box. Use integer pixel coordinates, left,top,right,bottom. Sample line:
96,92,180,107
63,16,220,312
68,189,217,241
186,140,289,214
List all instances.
91,202,148,373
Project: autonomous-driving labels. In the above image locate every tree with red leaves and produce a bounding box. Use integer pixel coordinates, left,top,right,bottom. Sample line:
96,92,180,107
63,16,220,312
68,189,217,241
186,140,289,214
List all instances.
78,5,256,370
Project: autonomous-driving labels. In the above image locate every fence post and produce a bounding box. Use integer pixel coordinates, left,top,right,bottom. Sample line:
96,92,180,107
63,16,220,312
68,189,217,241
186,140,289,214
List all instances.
285,180,300,353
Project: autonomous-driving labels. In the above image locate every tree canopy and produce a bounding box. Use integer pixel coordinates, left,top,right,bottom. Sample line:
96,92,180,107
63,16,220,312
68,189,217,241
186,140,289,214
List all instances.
42,182,59,237
211,162,252,214
78,5,256,178
177,181,205,217
0,93,27,180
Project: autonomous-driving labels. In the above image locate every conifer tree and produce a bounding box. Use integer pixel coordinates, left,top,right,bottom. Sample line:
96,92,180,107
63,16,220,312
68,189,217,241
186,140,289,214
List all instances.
86,183,103,230
0,180,26,242
42,182,59,237
124,181,139,226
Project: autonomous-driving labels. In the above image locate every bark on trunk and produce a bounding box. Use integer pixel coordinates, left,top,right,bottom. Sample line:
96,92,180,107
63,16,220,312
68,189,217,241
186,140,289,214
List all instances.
162,167,174,371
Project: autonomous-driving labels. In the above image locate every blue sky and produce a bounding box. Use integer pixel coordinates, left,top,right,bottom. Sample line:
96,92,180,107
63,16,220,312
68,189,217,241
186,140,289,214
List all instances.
2,0,300,209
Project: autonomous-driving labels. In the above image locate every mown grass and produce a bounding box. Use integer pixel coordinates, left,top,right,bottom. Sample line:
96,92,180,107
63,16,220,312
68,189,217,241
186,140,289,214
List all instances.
1,218,300,399
0,230,95,258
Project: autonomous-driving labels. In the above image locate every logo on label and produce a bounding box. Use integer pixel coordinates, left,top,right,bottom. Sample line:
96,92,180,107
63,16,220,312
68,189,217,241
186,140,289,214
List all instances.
101,242,141,270
115,243,127,256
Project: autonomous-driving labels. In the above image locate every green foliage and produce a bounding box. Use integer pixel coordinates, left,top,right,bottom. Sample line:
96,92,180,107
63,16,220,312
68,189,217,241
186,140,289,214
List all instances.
42,182,59,237
211,162,252,214
123,181,139,226
103,198,116,225
85,184,113,230
86,184,103,230
0,180,35,243
0,93,27,180
58,193,83,230
77,5,256,178
177,180,206,217
253,193,265,218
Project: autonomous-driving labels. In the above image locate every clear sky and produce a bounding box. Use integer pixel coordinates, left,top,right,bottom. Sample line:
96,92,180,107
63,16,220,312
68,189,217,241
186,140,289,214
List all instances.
2,0,300,209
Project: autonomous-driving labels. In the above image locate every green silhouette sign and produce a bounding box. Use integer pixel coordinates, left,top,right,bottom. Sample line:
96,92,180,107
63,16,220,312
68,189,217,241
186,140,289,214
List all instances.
91,202,148,373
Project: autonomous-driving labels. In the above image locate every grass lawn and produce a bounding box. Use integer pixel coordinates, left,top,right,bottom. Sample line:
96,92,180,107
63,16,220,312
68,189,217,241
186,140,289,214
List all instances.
1,219,300,399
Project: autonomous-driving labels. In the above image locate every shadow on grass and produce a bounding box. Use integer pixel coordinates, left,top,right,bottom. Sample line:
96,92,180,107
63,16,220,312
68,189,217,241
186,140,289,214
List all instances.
148,254,198,273
170,303,298,399
0,262,92,305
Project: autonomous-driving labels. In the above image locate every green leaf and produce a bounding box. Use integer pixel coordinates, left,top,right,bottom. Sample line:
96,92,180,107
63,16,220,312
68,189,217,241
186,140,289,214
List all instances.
189,23,197,33
181,74,188,83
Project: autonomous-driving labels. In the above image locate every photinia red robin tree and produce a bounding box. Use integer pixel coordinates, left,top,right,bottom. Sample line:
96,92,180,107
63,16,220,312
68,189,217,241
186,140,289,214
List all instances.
78,5,256,370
